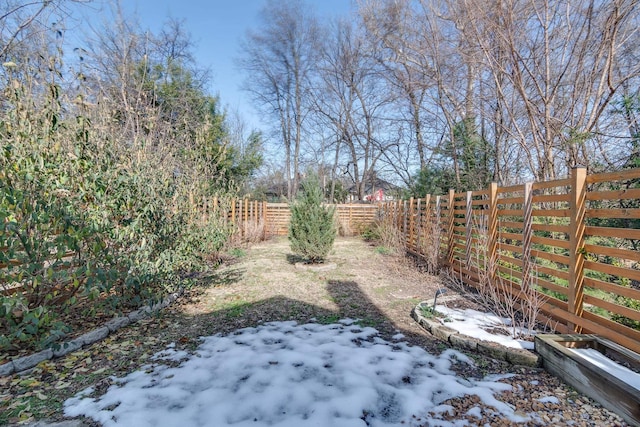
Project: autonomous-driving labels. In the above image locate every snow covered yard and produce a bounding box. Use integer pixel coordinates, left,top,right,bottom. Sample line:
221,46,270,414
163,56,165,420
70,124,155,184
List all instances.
64,319,533,427
2,238,630,426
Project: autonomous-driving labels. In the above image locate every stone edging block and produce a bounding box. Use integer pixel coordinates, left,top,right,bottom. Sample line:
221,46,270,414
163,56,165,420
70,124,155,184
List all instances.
77,327,110,346
412,300,541,367
12,349,53,373
0,360,15,376
104,316,130,332
0,289,183,377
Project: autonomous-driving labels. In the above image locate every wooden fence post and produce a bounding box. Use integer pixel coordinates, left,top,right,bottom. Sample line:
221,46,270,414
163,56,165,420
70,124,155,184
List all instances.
409,197,415,250
383,202,388,226
488,183,498,282
238,199,243,237
465,191,473,271
403,200,408,243
522,182,533,290
435,195,442,263
349,205,353,235
262,201,268,238
416,198,422,253
423,195,431,256
569,167,587,333
253,201,257,222
446,189,456,267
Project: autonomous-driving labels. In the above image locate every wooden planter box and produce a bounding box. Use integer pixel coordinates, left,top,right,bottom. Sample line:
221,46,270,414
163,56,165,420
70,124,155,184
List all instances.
535,334,640,427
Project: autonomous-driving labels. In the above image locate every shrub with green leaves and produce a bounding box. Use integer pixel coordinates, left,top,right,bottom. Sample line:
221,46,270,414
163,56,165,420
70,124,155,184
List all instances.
0,31,249,351
288,176,336,263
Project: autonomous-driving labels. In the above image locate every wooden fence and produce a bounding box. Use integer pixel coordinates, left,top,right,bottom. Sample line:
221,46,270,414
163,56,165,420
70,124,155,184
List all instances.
382,167,640,354
202,199,379,237
263,203,379,236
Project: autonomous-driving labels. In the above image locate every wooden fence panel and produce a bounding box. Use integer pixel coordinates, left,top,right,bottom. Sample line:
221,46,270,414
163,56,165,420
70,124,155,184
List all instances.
382,167,640,354
263,203,380,237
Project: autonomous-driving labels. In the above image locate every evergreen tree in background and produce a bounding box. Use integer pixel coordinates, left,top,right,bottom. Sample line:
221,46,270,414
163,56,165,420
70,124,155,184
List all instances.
288,175,336,263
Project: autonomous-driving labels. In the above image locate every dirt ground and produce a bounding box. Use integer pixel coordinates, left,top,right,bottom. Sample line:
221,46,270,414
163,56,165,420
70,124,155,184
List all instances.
179,237,446,346
0,237,629,426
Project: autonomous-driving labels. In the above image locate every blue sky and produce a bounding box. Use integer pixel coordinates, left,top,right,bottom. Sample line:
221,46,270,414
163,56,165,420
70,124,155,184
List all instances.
112,0,355,131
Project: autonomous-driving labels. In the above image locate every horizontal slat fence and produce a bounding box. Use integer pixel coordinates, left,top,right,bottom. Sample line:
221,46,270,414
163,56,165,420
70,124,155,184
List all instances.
383,167,640,354
263,203,379,236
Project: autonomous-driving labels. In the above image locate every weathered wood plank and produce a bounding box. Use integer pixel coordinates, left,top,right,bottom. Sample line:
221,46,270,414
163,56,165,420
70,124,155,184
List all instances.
532,223,569,233
530,248,570,265
584,244,640,262
531,178,571,190
583,294,640,322
531,235,571,250
586,188,640,201
535,334,640,426
584,226,640,240
531,208,571,217
532,193,570,203
586,208,640,219
584,260,640,282
586,168,640,183
584,276,640,301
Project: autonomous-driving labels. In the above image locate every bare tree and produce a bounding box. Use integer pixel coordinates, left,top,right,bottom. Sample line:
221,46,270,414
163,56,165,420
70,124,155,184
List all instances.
0,0,90,60
360,0,497,190
238,0,320,200
361,0,433,171
314,18,394,200
360,0,640,189
464,0,640,180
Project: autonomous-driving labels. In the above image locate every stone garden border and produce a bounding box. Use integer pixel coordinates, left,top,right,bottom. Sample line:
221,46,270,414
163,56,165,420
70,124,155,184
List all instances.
411,297,541,367
0,289,183,377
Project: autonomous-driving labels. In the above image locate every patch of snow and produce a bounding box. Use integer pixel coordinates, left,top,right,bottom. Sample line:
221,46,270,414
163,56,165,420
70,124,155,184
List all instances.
65,320,533,426
392,333,405,340
466,406,482,418
435,305,535,350
482,373,515,382
151,345,190,363
570,348,640,389
537,396,560,404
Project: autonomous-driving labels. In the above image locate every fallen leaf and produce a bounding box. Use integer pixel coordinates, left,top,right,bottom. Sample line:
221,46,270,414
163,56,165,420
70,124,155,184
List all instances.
18,379,40,388
54,381,70,389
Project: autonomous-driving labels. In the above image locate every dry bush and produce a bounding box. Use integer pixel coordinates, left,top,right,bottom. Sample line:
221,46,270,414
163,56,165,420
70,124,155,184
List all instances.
241,220,266,244
418,214,443,274
337,218,353,237
442,214,552,339
374,220,406,256
229,219,267,247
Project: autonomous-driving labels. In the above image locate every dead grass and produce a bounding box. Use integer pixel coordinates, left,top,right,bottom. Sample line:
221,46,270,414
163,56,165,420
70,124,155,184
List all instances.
181,237,444,345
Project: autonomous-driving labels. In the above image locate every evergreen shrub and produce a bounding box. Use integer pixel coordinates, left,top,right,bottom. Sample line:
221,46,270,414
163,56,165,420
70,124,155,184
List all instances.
288,176,336,263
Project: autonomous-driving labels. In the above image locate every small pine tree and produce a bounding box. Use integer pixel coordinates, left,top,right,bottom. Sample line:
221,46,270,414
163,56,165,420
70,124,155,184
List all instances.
288,175,336,263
